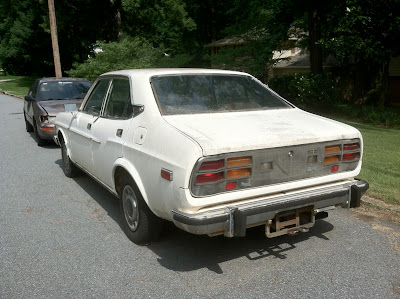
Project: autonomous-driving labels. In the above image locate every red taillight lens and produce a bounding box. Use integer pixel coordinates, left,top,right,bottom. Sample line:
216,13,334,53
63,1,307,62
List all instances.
226,182,237,190
343,143,359,151
195,172,224,184
199,160,224,171
331,165,339,172
343,153,358,161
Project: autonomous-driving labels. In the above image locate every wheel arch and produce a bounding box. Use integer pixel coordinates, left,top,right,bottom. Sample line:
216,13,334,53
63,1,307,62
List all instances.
113,159,151,212
56,128,72,157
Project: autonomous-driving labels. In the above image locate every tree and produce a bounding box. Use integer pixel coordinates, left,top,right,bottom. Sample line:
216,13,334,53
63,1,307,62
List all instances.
121,0,196,54
320,0,400,109
0,0,53,75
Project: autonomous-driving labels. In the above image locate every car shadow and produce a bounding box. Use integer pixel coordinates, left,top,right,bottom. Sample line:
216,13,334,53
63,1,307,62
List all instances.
28,132,59,148
148,219,333,274
54,158,123,226
54,158,334,274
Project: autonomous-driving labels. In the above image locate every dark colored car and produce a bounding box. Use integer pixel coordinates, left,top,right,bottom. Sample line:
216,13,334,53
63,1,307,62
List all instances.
23,77,91,146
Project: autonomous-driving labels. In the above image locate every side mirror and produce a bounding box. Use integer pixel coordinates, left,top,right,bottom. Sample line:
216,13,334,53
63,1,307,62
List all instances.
133,104,145,117
24,95,34,102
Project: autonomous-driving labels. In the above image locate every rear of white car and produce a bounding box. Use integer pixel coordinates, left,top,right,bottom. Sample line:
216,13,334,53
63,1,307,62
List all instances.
159,111,368,238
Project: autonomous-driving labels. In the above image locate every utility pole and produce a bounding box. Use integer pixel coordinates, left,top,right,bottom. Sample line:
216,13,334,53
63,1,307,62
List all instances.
48,0,62,77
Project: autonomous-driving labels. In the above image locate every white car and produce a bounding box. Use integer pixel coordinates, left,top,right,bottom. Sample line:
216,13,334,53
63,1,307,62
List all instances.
54,69,369,244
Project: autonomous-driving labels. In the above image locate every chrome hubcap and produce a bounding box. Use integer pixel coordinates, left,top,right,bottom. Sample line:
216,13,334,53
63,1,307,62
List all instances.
122,185,139,231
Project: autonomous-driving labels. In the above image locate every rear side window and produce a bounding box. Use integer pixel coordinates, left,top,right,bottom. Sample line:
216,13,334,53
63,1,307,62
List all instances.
83,79,111,115
103,79,133,119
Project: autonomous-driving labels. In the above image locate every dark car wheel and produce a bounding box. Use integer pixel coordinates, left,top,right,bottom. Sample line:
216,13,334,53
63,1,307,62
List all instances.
120,178,163,245
24,113,34,132
61,138,79,178
32,118,48,146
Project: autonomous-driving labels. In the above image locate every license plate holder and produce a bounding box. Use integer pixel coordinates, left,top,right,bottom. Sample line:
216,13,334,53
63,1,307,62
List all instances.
265,206,315,238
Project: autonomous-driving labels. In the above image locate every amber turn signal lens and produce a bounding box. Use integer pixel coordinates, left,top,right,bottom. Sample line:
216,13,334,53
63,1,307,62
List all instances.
324,155,339,164
40,127,55,131
324,145,340,154
226,156,252,167
226,168,251,179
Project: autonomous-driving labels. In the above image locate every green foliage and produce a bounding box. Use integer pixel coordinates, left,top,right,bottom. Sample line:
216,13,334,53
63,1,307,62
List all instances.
268,73,340,107
67,38,159,80
67,37,195,81
121,0,196,54
0,0,53,75
320,0,400,68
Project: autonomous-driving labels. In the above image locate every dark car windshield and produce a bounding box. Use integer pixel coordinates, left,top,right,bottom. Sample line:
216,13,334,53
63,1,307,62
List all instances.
37,81,91,101
151,74,291,115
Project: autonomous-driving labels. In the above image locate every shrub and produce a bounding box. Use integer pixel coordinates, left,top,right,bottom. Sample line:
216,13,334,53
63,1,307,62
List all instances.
268,73,340,107
67,37,161,81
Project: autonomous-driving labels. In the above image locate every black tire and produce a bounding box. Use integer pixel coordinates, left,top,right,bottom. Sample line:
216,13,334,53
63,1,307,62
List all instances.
60,137,79,178
119,178,163,245
32,118,48,146
24,113,34,132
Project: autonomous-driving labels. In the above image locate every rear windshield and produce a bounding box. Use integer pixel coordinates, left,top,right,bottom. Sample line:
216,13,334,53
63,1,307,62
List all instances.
38,81,91,101
151,74,291,115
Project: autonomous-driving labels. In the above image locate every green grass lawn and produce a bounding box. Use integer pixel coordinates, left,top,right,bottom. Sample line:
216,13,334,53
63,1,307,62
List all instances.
335,119,400,205
0,76,36,97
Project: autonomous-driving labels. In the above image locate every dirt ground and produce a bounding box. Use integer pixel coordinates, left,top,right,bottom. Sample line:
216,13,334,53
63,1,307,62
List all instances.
356,196,400,224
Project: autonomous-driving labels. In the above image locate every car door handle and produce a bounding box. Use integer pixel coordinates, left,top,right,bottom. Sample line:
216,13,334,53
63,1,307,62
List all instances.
116,129,123,137
87,123,92,130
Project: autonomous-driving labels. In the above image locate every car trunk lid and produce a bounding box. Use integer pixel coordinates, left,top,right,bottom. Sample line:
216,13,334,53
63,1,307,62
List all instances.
163,108,361,156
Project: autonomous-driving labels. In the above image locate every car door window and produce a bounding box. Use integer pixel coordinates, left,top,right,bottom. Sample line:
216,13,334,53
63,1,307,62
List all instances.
103,78,133,119
83,79,111,115
29,80,39,99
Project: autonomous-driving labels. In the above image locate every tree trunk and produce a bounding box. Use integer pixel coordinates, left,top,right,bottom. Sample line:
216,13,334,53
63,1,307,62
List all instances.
48,0,62,78
109,0,122,42
308,3,323,74
378,59,390,111
209,0,217,55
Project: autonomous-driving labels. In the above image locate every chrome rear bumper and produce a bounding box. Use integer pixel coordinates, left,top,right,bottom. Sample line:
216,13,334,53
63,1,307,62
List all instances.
172,179,369,237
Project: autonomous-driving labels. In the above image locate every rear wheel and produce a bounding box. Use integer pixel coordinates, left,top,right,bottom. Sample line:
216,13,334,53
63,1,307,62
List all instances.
32,118,48,146
24,113,34,132
61,137,79,178
120,178,162,245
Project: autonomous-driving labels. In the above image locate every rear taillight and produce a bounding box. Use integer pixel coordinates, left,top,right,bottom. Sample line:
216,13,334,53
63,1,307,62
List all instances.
343,153,359,161
195,172,224,184
226,168,251,179
199,160,224,171
194,156,252,190
343,143,359,151
324,145,341,154
227,156,252,167
324,142,360,166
